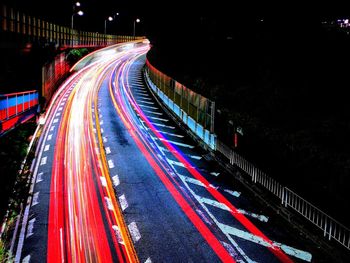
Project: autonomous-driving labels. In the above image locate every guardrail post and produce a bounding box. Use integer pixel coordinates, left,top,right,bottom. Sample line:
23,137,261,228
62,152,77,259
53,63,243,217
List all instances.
324,217,328,237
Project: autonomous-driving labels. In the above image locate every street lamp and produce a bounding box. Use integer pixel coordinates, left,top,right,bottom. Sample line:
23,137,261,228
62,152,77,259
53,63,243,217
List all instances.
104,16,113,35
71,2,84,46
133,18,140,38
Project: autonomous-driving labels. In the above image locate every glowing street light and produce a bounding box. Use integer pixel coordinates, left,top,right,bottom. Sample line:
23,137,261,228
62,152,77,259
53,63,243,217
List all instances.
71,3,84,46
133,18,140,38
104,16,114,35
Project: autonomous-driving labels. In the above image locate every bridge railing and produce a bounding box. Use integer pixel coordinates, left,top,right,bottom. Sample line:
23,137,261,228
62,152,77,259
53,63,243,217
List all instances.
216,139,350,250
0,91,38,121
1,5,143,48
144,59,216,149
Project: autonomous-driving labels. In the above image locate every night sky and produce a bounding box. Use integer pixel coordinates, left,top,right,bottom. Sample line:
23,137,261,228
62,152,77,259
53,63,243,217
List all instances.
3,1,350,42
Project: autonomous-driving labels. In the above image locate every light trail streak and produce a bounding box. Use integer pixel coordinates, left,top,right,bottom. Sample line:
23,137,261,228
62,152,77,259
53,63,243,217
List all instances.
46,43,145,262
109,49,294,262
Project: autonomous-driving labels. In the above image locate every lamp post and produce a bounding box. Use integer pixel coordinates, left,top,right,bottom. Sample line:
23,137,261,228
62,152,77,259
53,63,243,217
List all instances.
133,18,140,38
104,16,113,35
71,2,83,46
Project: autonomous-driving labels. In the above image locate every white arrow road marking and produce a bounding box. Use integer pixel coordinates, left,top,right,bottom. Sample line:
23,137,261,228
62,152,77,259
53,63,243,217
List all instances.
210,172,220,177
219,223,312,262
144,258,152,263
128,222,141,243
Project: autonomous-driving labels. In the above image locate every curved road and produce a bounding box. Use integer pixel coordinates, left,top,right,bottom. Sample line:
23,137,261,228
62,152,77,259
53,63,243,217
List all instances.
17,41,317,262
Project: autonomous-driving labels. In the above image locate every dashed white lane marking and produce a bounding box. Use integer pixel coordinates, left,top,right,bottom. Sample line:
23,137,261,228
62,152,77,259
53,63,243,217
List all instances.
47,134,53,141
104,197,114,210
119,194,128,211
61,102,65,106
196,195,230,211
99,114,103,118
58,107,63,111
44,144,50,152
148,116,169,122
112,225,124,244
224,189,241,198
36,172,43,183
100,120,104,125
101,128,104,134
157,131,184,139
128,222,141,243
53,118,59,123
236,209,269,223
151,122,175,129
144,257,152,263
103,136,108,143
108,159,115,168
105,147,111,154
100,176,107,187
158,137,194,148
50,126,55,131
134,90,148,94
32,192,39,206
40,157,47,166
62,98,67,101
139,100,154,105
210,172,220,177
22,255,31,263
112,175,120,187
143,109,163,115
26,218,35,238
56,112,61,116
219,223,312,262
93,128,96,134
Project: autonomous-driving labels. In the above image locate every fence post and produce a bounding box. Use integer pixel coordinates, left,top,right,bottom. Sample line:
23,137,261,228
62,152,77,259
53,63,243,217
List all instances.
324,217,328,237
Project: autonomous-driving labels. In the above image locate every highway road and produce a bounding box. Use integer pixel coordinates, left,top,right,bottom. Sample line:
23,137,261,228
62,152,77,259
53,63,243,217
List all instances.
16,40,319,262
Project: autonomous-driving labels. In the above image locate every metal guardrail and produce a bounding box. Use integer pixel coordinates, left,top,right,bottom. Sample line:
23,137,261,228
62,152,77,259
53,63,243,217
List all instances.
144,59,216,149
0,91,38,121
216,140,350,250
1,5,144,48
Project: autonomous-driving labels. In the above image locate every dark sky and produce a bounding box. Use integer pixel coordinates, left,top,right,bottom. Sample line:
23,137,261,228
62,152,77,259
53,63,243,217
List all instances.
3,0,350,41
